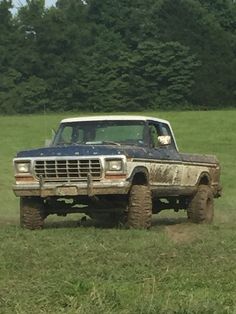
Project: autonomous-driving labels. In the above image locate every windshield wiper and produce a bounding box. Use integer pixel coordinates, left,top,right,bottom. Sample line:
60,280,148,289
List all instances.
85,141,121,146
102,141,121,146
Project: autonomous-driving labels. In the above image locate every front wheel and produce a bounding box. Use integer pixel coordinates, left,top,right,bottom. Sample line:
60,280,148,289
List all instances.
187,185,214,224
20,197,46,230
127,185,152,229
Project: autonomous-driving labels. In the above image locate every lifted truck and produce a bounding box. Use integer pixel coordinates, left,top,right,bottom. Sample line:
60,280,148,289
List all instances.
13,115,222,229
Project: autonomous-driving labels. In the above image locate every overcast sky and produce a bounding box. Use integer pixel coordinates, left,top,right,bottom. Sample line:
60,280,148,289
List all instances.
12,0,57,10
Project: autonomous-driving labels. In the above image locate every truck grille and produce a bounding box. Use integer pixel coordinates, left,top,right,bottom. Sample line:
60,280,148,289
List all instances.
34,159,102,182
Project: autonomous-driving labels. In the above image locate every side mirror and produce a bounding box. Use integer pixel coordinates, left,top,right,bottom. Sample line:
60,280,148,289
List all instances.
157,135,171,146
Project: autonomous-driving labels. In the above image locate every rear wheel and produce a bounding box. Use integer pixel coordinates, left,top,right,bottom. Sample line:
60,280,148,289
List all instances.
20,197,46,230
187,185,214,223
127,185,152,229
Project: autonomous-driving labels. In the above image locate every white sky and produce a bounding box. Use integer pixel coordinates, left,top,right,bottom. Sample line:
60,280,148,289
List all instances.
12,0,57,10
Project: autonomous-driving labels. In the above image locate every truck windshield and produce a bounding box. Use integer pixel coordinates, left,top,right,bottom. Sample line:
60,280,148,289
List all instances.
53,120,146,146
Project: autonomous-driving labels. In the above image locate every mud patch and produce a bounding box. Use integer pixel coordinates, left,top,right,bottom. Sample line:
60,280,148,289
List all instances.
0,217,18,226
165,224,198,244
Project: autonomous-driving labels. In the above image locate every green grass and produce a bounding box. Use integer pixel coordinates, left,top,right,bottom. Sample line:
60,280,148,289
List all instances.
0,111,236,313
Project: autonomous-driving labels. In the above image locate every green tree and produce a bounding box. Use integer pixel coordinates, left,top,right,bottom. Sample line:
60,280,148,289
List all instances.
154,0,236,107
199,0,236,32
1,0,236,113
0,70,48,113
116,41,200,110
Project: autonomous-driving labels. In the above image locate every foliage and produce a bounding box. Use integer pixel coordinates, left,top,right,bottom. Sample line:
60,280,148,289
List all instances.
0,0,236,113
154,0,236,107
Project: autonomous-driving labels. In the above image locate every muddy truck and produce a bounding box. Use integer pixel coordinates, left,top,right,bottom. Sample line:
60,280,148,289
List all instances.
13,115,222,229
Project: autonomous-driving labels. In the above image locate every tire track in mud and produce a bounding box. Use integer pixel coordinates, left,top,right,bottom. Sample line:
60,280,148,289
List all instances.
165,224,199,244
0,217,18,226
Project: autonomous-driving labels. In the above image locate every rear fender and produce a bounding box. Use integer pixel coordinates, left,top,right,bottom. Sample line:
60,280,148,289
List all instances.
197,172,211,186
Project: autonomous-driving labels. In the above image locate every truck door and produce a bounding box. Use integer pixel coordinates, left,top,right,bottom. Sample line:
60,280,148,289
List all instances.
147,121,183,186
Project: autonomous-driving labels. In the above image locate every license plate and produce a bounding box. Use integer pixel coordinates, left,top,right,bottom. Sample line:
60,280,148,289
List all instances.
56,186,78,196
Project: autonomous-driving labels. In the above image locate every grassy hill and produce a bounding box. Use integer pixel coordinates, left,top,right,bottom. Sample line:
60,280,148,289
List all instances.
0,111,235,313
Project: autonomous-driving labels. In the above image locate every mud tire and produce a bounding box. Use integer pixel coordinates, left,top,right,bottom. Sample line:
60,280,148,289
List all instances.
127,185,152,229
187,185,214,224
20,197,46,230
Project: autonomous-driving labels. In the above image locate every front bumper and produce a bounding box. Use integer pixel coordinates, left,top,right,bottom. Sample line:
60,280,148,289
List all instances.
13,179,131,197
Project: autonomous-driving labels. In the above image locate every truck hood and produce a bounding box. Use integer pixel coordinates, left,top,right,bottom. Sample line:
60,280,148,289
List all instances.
16,144,149,158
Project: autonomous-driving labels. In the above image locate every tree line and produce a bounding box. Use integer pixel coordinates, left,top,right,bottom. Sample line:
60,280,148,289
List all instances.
0,0,236,114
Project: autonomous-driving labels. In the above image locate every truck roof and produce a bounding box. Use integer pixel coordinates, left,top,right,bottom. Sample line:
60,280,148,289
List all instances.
61,115,170,125
60,115,178,151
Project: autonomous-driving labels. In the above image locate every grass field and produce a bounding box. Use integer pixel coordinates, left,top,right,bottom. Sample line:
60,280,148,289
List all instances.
0,111,235,313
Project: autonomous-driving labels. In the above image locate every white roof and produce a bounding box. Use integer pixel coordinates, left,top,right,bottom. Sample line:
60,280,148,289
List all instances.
61,115,170,125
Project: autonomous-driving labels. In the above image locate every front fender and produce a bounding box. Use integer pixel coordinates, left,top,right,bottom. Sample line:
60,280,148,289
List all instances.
127,166,149,185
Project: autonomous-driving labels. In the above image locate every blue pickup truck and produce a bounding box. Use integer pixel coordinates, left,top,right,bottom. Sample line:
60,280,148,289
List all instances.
13,115,221,229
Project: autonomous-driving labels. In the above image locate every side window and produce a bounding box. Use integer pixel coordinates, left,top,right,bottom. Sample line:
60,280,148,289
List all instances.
159,123,170,136
148,123,160,148
148,122,173,148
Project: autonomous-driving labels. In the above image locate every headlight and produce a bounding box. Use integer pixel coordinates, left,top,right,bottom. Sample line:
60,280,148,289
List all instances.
15,162,30,173
106,159,123,172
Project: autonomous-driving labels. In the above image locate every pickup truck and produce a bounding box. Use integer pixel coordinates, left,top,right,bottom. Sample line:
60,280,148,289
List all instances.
13,115,222,229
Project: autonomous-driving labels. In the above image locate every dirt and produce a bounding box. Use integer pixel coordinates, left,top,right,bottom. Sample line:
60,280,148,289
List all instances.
165,224,199,244
0,217,18,226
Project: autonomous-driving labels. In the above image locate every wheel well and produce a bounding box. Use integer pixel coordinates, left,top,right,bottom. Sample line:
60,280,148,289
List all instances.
132,172,148,185
198,174,210,186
